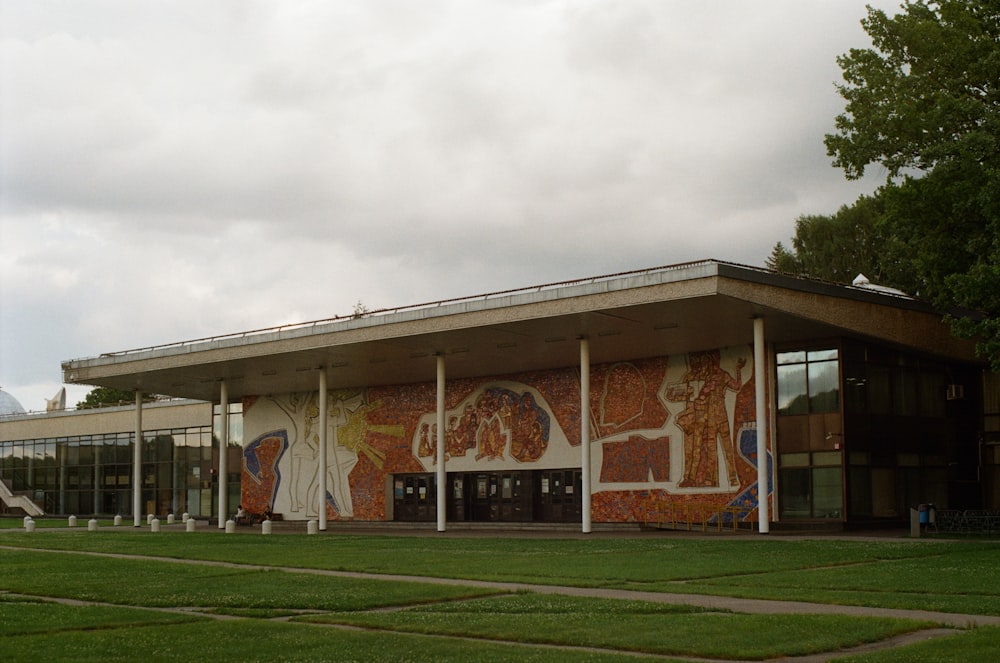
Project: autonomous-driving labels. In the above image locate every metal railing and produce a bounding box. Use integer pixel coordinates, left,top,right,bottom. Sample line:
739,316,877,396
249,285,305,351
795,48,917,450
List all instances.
71,259,735,362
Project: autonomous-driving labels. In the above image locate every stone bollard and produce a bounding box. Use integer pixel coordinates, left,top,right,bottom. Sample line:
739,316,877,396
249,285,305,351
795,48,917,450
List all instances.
186,518,196,532
88,519,98,531
25,519,35,532
225,519,236,534
114,515,123,526
167,513,175,524
23,515,32,527
68,515,77,527
307,519,318,535
147,513,155,525
261,520,272,535
151,518,161,533
182,512,190,523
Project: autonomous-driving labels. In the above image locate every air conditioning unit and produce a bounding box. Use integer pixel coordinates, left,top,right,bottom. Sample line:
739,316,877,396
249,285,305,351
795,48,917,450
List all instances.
946,384,965,401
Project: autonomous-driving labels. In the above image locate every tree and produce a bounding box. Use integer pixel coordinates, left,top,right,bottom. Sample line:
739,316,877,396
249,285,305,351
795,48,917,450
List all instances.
821,0,1000,367
765,242,801,274
826,0,999,180
767,195,889,284
76,387,138,410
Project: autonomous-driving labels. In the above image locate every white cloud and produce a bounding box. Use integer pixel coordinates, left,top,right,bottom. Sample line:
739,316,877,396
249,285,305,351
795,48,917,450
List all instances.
1,0,899,406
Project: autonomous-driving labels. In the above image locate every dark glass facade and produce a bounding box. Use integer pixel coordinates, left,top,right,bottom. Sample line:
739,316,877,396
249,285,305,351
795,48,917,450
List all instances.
777,338,983,522
0,404,242,518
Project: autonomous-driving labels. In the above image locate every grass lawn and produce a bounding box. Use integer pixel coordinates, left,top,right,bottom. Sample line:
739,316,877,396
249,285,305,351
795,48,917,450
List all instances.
301,593,927,659
2,522,999,660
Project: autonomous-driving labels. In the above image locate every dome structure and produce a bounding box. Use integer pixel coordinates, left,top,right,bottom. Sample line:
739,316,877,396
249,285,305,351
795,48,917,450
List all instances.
0,387,27,416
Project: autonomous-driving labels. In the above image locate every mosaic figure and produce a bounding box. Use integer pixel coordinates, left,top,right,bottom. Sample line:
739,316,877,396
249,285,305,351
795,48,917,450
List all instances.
667,351,744,488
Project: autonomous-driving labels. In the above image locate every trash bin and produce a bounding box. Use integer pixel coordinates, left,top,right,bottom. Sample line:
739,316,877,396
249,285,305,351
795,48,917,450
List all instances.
918,503,930,525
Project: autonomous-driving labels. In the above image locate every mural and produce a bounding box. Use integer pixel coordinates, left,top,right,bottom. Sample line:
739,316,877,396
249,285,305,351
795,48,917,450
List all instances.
241,344,771,523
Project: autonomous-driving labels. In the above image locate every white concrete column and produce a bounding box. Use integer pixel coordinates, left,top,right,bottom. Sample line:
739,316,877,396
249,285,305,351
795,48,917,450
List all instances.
436,354,446,532
318,368,328,531
753,317,770,534
580,336,592,534
217,380,229,529
133,390,142,527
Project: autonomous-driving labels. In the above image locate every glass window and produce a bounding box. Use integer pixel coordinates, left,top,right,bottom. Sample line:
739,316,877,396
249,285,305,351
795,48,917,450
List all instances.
777,364,808,415
808,361,839,413
849,466,872,517
808,349,839,362
780,452,810,467
812,467,843,518
779,468,810,518
919,371,945,417
777,351,807,365
894,368,918,416
812,451,842,466
777,348,839,415
867,365,892,414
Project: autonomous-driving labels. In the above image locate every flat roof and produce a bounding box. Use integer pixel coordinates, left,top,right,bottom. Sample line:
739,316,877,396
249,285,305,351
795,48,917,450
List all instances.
62,260,978,401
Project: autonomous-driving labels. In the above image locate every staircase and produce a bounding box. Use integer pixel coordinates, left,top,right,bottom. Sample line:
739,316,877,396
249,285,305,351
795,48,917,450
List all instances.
0,477,44,516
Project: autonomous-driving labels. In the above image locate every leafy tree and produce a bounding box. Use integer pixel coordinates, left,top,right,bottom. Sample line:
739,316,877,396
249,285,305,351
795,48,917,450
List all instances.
781,0,1000,367
767,195,888,284
765,242,801,274
75,387,139,410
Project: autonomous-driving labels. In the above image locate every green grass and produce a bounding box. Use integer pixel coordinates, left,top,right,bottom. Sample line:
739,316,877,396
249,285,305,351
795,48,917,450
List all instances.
3,529,999,614
2,614,646,663
0,594,202,635
301,593,929,660
3,522,999,661
0,549,498,610
832,626,1000,662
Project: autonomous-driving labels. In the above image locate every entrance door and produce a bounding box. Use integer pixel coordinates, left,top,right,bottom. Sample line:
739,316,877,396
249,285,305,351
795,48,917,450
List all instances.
392,473,436,522
469,474,496,521
535,469,582,522
462,471,533,522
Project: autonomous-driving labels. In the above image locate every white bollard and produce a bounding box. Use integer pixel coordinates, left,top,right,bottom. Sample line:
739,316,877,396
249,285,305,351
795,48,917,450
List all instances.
182,512,190,523
114,515,123,526
225,519,236,533
147,513,154,525
88,519,98,531
261,520,272,535
23,515,32,527
68,515,77,527
150,518,160,533
186,518,196,532
167,513,175,524
307,519,318,535
25,519,35,532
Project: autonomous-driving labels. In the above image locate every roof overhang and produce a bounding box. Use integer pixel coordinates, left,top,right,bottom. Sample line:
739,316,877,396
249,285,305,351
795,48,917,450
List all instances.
62,260,981,402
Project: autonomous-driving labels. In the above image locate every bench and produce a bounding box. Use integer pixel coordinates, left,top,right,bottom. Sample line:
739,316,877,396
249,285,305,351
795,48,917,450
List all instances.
235,512,283,526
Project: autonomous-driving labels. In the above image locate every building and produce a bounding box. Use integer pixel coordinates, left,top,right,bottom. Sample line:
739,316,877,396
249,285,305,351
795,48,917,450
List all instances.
3,260,998,530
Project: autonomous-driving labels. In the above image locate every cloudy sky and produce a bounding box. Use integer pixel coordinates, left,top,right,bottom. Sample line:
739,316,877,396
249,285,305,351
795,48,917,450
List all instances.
1,1,898,412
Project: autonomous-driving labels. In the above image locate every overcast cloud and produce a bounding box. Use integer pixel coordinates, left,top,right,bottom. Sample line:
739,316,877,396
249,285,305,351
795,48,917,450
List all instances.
1,1,898,411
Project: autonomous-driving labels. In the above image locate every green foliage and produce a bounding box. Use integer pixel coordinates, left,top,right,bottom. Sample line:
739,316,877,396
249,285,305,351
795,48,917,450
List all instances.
767,194,888,283
825,1,1000,180
75,386,139,410
774,1,1000,368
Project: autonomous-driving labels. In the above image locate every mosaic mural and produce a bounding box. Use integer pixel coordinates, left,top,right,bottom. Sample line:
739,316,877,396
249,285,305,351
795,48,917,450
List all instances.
241,344,772,523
